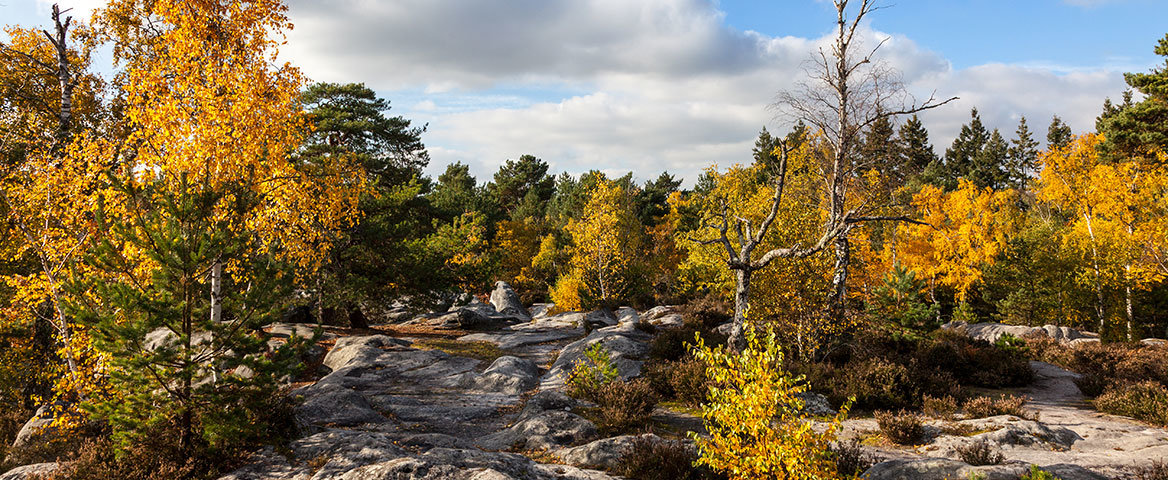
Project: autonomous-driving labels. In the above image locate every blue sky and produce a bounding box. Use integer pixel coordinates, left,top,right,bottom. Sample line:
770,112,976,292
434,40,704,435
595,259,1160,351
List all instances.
4,0,1167,185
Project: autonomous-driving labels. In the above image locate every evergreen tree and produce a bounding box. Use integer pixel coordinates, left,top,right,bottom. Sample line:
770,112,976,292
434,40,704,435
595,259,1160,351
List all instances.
488,154,554,220
943,108,990,189
430,162,482,222
897,115,939,189
1097,34,1168,161
635,172,682,226
68,175,306,454
1047,115,1073,150
970,129,1010,190
1008,116,1040,189
751,127,782,172
300,82,428,182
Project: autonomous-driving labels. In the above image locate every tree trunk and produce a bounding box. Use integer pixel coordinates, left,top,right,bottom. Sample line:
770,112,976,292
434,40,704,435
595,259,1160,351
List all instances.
728,267,753,351
829,233,850,321
47,4,74,140
210,262,222,324
1125,264,1135,342
1084,213,1106,333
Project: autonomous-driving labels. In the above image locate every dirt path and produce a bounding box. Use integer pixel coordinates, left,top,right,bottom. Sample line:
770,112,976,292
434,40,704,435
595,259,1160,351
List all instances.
1005,361,1168,476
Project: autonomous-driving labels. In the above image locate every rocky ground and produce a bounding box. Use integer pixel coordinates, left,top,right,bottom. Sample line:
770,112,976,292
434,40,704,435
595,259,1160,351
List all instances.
6,284,1168,480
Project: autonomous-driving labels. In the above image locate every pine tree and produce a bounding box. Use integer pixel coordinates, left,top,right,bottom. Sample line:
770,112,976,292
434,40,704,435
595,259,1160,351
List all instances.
1097,34,1168,161
1008,116,1040,189
897,115,937,181
944,108,990,189
1047,115,1073,150
68,175,306,454
970,129,1010,190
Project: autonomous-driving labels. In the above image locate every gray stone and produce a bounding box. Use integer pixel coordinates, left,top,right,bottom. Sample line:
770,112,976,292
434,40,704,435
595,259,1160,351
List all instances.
323,335,412,371
713,321,733,337
291,430,408,480
542,327,651,389
647,313,684,328
529,303,554,319
10,406,53,449
862,459,1029,480
796,392,837,416
295,385,385,428
490,281,530,321
639,306,675,322
929,416,1080,453
942,321,1098,344
265,322,336,342
555,434,665,469
478,410,598,451
0,462,59,480
1040,464,1109,480
520,390,578,419
467,356,540,395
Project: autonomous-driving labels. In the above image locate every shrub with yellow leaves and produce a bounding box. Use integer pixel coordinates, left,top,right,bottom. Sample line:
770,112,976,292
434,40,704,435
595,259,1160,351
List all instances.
690,326,850,480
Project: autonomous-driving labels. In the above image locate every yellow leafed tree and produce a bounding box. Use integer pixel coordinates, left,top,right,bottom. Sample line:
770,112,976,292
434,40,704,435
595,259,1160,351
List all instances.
897,179,1018,312
552,180,643,310
1038,134,1168,338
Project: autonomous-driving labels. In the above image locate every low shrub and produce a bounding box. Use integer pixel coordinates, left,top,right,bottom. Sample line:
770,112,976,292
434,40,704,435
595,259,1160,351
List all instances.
875,410,925,445
1095,381,1168,426
613,435,725,480
566,343,619,401
962,395,1029,419
592,379,657,434
838,360,916,411
922,395,958,419
954,440,1005,466
830,438,875,478
644,358,708,406
677,294,731,330
1135,460,1168,480
648,326,727,362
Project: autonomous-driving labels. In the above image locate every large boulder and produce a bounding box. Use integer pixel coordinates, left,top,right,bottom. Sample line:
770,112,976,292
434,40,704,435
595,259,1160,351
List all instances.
295,385,385,428
465,356,540,395
863,459,1026,480
10,406,54,450
927,416,1080,454
555,434,666,469
796,392,837,416
0,463,60,480
478,410,598,451
542,325,651,388
490,281,530,321
942,321,1098,344
323,335,412,371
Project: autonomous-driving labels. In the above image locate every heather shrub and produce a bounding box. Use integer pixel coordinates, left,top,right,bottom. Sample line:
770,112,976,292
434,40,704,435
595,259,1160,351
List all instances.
922,395,959,419
1020,464,1061,480
838,360,916,410
955,440,1005,466
1074,373,1108,397
648,326,725,362
875,410,924,445
592,379,657,434
677,294,731,330
1135,460,1168,480
613,435,725,480
962,395,1029,419
1095,381,1168,426
645,358,709,406
830,438,876,478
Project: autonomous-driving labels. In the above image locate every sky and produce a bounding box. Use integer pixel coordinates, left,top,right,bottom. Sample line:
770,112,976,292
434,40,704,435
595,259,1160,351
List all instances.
5,0,1168,186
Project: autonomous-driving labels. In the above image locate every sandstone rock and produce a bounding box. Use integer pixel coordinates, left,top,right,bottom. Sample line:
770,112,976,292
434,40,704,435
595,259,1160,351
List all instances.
292,430,409,480
647,313,684,328
490,281,530,321
862,458,1028,480
713,321,734,337
265,322,336,342
929,416,1080,453
1040,464,1109,480
295,385,385,428
614,307,639,327
520,390,578,419
0,462,59,480
10,406,53,450
639,306,674,322
942,321,1098,344
796,392,837,416
542,326,651,388
467,356,539,395
478,410,598,451
529,303,554,319
323,335,412,371
555,434,665,469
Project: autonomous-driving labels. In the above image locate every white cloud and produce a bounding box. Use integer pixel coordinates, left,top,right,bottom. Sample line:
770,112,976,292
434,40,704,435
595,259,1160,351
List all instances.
280,0,1130,184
